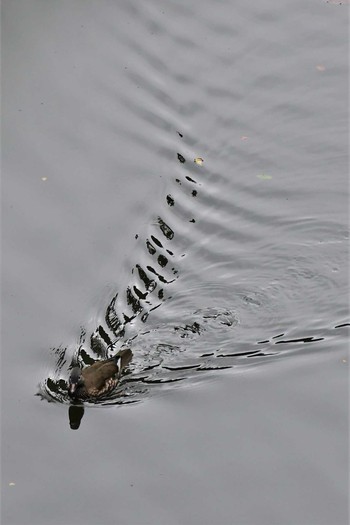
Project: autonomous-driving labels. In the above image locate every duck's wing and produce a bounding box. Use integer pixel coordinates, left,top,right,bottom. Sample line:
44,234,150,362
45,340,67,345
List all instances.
82,361,119,392
84,358,115,372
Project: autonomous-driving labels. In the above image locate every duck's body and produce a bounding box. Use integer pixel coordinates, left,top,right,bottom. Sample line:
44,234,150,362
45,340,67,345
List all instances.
68,348,132,400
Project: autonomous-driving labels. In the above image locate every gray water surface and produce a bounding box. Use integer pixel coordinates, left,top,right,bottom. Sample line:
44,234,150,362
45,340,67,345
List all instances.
2,1,349,524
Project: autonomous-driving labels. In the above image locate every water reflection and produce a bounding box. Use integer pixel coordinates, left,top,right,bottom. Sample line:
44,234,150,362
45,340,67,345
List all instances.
68,405,84,430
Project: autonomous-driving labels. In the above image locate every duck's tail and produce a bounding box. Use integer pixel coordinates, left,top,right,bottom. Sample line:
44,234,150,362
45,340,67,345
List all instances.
114,348,133,371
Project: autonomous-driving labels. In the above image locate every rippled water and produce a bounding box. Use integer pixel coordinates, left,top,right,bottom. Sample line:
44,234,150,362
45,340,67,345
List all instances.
2,1,349,524
39,144,348,409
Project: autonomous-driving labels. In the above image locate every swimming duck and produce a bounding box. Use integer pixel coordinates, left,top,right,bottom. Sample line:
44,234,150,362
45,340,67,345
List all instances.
68,348,132,400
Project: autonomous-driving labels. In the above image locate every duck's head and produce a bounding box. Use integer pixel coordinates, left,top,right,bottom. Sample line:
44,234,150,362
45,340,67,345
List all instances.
68,367,84,398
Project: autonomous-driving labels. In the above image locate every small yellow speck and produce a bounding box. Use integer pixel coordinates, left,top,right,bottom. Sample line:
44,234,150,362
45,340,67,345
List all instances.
194,157,204,165
342,359,347,363
9,482,15,486
257,174,272,180
41,177,48,181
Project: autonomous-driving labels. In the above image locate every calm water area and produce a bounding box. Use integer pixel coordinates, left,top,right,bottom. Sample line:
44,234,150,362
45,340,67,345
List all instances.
1,1,349,524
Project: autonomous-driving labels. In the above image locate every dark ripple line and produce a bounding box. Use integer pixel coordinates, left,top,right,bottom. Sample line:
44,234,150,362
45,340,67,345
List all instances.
40,145,204,403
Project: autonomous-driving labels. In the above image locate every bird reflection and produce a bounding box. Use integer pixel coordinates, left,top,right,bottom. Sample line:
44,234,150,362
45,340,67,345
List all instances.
69,405,85,430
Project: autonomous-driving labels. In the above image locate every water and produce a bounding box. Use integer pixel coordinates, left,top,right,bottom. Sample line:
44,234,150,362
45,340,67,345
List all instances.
2,1,349,524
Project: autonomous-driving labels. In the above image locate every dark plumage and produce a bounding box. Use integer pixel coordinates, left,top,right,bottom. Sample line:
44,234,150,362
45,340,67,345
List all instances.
68,348,132,400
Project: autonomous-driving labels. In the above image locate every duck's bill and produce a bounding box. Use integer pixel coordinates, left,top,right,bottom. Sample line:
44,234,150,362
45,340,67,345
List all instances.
68,384,77,395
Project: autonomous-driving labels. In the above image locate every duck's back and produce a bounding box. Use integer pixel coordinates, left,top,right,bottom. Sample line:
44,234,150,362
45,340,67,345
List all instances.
73,349,132,399
82,359,119,395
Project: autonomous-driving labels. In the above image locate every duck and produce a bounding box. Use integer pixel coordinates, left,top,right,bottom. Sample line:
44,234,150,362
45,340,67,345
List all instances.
68,348,132,400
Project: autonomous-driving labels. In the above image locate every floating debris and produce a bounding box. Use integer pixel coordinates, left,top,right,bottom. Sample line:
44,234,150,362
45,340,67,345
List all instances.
177,131,183,138
41,177,48,181
326,0,349,4
177,153,186,163
316,64,326,72
194,157,204,165
257,174,272,180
